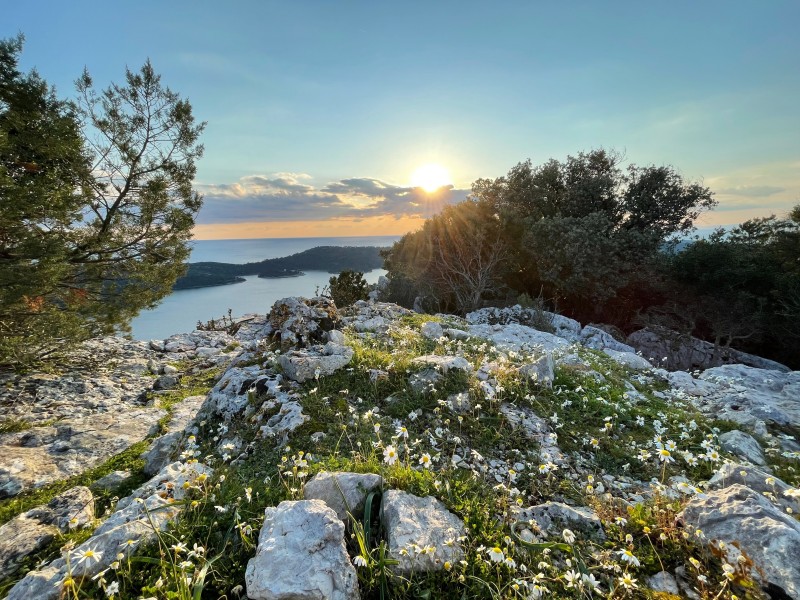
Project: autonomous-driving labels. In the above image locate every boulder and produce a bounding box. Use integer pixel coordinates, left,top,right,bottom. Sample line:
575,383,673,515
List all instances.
718,430,767,466
679,484,800,598
602,349,653,371
420,321,444,340
303,471,383,522
245,500,359,600
707,463,799,514
514,502,605,542
579,325,635,353
468,323,569,354
279,343,354,383
627,327,790,372
517,352,555,388
90,470,131,492
269,296,340,349
381,490,465,574
411,355,472,374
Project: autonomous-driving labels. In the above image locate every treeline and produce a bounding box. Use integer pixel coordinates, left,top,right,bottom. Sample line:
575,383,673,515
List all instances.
174,246,385,289
382,150,800,368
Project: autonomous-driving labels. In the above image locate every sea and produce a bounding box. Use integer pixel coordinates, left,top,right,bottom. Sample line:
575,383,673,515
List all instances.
128,236,399,340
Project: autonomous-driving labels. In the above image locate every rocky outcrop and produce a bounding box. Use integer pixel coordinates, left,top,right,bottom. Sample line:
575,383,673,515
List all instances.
468,323,568,354
691,364,800,433
142,394,205,475
411,355,472,374
245,500,359,600
268,296,341,349
0,486,94,579
679,484,800,599
500,403,564,465
7,461,211,600
381,490,466,574
627,327,790,372
279,342,354,383
514,502,605,542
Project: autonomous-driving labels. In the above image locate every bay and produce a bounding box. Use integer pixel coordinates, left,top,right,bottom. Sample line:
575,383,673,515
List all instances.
128,236,399,340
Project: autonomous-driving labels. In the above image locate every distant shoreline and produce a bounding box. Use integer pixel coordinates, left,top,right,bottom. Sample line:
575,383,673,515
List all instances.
173,245,388,290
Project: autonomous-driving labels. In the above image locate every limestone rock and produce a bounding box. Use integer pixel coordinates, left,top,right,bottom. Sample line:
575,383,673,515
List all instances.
142,394,206,475
7,462,210,600
409,369,443,394
269,296,340,348
647,571,680,595
500,403,564,465
90,470,131,492
420,321,444,340
627,327,790,372
303,471,383,522
718,430,767,466
381,490,465,574
446,391,472,414
279,342,354,383
695,364,800,429
0,409,164,499
259,401,309,441
517,353,555,388
411,354,472,374
707,463,799,514
468,323,569,354
444,328,470,341
0,486,94,579
153,374,179,390
514,502,605,541
679,484,800,598
602,348,653,370
579,325,635,353
245,500,359,600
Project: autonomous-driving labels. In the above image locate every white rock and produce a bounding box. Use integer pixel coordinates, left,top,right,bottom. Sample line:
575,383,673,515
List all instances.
707,463,799,514
579,325,634,353
514,502,605,541
420,321,444,340
279,343,354,383
468,323,569,354
718,430,767,466
381,490,465,574
303,471,383,522
517,352,555,388
647,571,680,595
245,500,359,600
602,348,653,370
679,484,800,598
500,403,564,465
411,355,472,374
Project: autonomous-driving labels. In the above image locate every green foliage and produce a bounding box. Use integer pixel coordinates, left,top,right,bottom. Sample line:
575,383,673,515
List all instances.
384,149,715,321
656,210,800,367
0,37,205,369
329,269,369,307
383,200,512,313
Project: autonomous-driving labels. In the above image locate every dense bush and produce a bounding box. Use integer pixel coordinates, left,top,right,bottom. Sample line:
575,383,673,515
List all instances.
329,270,369,308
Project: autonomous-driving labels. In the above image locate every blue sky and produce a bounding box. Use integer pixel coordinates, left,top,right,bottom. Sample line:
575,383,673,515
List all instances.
4,1,799,238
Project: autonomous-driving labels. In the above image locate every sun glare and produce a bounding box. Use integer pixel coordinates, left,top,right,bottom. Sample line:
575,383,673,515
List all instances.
410,163,452,193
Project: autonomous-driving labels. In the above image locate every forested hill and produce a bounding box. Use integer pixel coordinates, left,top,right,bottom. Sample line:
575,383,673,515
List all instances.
173,245,386,290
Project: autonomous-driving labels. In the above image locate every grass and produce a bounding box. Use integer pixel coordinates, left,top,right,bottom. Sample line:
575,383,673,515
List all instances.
5,315,796,599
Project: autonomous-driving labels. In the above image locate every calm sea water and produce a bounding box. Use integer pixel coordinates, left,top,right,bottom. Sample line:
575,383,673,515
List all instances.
128,236,399,340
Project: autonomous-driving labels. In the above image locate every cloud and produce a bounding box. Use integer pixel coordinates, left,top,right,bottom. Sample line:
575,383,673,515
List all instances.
716,185,785,197
195,173,468,224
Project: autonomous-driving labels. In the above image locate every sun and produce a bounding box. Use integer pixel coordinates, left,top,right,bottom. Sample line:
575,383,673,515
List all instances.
410,163,452,193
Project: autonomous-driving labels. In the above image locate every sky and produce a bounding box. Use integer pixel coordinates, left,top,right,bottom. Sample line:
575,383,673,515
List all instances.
4,1,799,239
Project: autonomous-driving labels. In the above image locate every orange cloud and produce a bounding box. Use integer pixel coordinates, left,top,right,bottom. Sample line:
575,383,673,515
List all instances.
192,215,426,240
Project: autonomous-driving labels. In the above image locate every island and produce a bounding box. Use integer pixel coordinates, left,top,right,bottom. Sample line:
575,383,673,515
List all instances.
173,245,386,290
